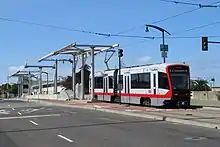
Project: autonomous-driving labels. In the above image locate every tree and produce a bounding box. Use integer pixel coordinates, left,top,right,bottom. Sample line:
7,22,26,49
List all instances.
8,84,18,95
190,79,211,91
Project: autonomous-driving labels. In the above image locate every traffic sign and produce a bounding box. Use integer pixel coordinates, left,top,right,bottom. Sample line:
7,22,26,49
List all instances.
160,44,168,51
161,51,167,58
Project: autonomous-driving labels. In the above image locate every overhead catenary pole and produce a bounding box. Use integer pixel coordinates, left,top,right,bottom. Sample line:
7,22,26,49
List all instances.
81,53,85,100
28,71,31,95
37,43,119,101
18,77,21,97
39,67,42,94
72,55,76,99
46,72,49,94
90,47,95,101
24,64,55,95
54,60,58,94
21,76,24,97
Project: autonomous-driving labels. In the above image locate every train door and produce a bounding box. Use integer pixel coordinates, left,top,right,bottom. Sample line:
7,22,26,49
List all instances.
103,76,108,101
153,73,157,95
151,72,159,105
123,73,130,103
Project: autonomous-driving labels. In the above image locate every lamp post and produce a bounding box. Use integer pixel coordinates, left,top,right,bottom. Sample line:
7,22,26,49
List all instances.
145,24,171,63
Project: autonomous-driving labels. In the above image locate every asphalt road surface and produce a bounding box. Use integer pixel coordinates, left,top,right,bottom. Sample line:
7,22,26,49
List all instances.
0,100,220,147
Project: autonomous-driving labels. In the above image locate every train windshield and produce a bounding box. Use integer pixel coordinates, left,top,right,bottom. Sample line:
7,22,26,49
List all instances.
168,66,190,90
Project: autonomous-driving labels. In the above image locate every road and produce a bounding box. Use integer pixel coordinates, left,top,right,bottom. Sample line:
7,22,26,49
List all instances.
0,100,220,147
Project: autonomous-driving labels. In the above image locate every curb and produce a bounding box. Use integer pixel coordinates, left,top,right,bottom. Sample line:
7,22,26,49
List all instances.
202,106,220,111
27,99,220,130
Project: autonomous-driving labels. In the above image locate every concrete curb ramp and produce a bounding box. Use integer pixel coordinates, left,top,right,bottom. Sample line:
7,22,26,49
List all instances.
26,99,220,130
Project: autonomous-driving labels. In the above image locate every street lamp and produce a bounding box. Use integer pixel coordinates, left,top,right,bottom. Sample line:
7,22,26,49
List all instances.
145,24,171,63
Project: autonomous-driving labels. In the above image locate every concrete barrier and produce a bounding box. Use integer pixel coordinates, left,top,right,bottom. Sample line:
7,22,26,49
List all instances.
191,91,220,101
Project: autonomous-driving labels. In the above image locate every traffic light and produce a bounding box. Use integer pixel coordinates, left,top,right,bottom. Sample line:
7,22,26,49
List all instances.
202,37,208,51
118,49,123,57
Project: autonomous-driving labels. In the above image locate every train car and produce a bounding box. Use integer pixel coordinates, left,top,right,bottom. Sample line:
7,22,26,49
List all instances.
91,63,190,107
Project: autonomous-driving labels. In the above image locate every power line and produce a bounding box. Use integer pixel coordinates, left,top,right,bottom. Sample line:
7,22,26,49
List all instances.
172,21,220,35
160,0,220,7
119,0,220,47
0,16,157,39
2,15,219,40
115,0,220,35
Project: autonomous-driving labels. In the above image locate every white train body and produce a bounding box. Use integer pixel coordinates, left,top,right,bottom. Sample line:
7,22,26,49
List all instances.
90,63,190,106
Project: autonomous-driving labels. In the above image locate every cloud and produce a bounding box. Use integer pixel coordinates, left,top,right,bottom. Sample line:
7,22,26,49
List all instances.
137,56,152,63
8,66,25,74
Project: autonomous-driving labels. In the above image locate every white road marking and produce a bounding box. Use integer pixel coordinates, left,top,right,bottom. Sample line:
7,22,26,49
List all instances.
57,135,73,143
12,108,15,110
97,117,124,122
18,112,22,115
29,120,39,126
0,109,10,114
64,111,77,114
21,108,43,114
0,114,61,120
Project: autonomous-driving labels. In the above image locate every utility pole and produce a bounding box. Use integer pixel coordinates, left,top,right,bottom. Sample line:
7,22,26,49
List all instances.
145,24,171,63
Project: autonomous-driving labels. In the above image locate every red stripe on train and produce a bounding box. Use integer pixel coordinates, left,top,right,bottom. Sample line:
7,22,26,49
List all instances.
89,90,172,99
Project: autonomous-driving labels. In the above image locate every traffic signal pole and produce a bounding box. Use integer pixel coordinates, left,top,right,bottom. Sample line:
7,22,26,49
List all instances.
118,48,123,105
118,54,122,105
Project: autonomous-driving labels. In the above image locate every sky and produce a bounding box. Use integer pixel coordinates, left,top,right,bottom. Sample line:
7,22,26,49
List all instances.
1,0,220,85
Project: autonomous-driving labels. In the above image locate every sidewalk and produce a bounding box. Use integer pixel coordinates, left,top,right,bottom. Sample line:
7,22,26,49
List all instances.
24,98,220,130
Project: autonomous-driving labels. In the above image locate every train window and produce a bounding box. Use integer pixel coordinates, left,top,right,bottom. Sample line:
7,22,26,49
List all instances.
108,76,113,89
131,73,150,89
158,72,169,89
95,77,103,88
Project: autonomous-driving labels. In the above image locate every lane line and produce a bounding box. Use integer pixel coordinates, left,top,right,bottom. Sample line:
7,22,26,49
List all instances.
96,117,124,122
65,111,77,114
57,135,73,143
69,111,77,114
18,112,22,116
29,120,39,126
0,114,61,120
12,108,15,110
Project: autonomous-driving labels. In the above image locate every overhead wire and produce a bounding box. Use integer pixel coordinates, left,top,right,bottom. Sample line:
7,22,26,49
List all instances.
171,21,220,35
0,16,156,39
120,0,220,48
115,0,220,35
160,0,220,7
0,1,219,42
